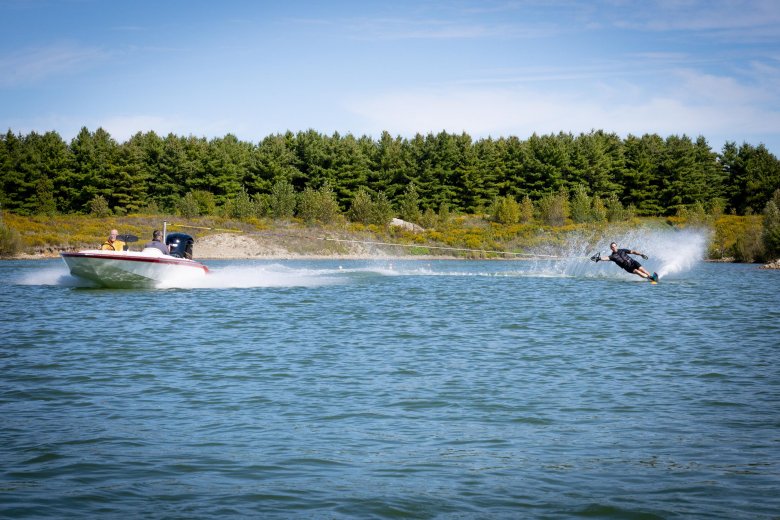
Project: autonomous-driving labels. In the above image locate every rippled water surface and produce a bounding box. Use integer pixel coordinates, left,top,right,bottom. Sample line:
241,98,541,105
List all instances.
1,257,779,518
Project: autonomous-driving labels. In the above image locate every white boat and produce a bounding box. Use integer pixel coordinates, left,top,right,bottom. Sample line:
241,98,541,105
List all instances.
61,232,209,288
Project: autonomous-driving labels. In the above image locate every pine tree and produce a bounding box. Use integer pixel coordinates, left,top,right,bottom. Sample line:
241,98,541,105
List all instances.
520,195,534,223
69,127,119,213
269,180,296,219
398,183,421,223
621,134,663,215
569,184,592,223
348,187,374,224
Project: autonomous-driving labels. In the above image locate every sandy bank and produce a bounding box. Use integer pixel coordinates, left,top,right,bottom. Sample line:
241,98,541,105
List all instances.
194,233,460,260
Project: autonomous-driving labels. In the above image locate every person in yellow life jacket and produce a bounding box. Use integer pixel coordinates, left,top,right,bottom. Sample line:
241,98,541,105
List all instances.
101,229,126,251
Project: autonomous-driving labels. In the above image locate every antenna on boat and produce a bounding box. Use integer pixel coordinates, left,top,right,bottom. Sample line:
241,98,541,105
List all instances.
163,221,168,242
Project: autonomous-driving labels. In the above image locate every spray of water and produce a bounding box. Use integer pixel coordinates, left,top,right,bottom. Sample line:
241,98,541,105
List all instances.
12,263,346,289
528,226,709,280
16,230,708,289
634,227,709,278
15,266,91,287
164,263,346,289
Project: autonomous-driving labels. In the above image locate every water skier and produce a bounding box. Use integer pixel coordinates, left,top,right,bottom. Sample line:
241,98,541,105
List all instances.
591,242,658,282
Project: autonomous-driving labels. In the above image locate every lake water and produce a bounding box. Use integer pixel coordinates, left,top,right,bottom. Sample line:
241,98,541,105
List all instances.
2,243,779,518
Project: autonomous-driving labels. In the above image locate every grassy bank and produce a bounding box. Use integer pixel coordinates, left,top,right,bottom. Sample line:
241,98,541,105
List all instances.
0,212,766,261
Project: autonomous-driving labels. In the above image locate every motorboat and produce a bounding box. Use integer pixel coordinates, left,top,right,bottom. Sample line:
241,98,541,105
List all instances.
61,232,209,288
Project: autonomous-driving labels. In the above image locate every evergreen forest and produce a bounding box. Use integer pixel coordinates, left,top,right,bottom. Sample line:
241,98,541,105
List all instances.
2,127,780,221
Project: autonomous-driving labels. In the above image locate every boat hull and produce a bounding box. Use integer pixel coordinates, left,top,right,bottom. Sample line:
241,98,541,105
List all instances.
61,250,209,288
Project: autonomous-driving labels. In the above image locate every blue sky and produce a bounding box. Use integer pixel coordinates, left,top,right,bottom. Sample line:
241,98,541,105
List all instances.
2,0,780,154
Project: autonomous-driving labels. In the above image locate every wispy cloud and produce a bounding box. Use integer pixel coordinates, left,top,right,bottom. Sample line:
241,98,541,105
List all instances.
608,0,780,36
347,66,780,146
345,17,560,40
290,13,564,41
0,42,109,87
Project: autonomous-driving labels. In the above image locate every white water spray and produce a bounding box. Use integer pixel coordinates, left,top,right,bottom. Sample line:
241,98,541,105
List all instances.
639,227,709,278
17,229,709,289
15,265,91,287
573,227,709,280
160,263,348,289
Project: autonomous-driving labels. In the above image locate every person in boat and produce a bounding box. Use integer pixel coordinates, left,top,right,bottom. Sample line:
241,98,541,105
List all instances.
100,229,126,251
144,230,169,255
592,242,657,281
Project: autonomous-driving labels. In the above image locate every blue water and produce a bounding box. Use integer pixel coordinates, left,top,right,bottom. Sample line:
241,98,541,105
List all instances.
1,256,779,518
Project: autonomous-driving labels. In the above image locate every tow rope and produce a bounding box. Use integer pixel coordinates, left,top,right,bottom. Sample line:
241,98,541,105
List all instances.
168,223,588,260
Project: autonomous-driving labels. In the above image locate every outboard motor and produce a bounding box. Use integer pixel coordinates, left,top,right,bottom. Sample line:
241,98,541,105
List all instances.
166,232,195,259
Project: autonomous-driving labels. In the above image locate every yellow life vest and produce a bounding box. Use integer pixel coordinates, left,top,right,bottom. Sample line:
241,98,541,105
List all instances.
100,240,126,251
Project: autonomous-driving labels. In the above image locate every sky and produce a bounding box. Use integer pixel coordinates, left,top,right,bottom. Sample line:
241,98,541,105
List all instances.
1,0,780,155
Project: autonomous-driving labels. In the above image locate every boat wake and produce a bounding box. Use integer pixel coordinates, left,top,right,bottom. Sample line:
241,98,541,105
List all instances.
19,228,707,289
166,263,347,289
15,267,92,287
18,263,349,289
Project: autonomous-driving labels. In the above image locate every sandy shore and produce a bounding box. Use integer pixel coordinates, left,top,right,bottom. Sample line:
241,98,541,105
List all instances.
8,231,780,265
194,233,465,260
8,232,459,261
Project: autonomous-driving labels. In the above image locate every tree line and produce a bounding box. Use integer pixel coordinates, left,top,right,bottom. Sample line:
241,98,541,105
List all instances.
1,127,779,219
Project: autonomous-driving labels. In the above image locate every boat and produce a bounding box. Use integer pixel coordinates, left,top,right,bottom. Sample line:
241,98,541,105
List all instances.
61,232,209,288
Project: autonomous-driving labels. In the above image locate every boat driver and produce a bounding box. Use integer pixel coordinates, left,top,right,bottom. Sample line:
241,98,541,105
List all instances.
144,230,170,255
101,229,126,251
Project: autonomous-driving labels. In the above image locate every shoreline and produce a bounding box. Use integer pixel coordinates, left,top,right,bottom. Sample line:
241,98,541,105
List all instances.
6,250,776,266
4,231,778,267
4,213,775,265
4,252,778,267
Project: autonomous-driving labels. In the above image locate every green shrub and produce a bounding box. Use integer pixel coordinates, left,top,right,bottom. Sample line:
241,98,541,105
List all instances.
592,196,607,222
0,220,23,256
438,203,451,229
177,192,200,218
228,187,254,220
297,185,341,225
520,195,534,223
348,187,374,224
570,184,592,224
140,201,160,215
684,202,709,227
398,184,421,224
708,198,726,220
88,195,112,217
35,178,57,216
348,187,393,226
710,215,760,259
606,194,630,222
537,188,569,226
269,180,296,219
762,191,780,258
192,190,217,216
734,228,765,262
252,193,269,218
418,207,438,229
372,192,395,226
490,195,520,224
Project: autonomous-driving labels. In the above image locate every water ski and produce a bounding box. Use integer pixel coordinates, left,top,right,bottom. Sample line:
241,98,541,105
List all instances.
649,272,659,284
